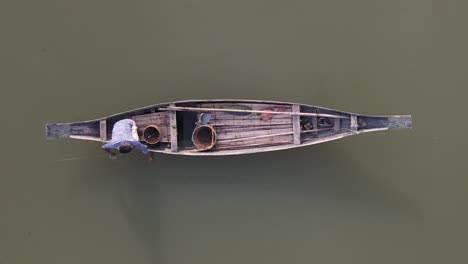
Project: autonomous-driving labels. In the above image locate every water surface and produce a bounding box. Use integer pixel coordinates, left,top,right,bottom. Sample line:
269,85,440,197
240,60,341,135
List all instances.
1,0,467,263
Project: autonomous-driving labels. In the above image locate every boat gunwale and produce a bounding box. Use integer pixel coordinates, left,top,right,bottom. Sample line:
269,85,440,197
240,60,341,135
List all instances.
47,99,410,124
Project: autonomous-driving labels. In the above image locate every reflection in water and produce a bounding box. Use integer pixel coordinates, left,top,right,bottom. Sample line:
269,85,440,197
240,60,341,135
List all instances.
68,144,421,263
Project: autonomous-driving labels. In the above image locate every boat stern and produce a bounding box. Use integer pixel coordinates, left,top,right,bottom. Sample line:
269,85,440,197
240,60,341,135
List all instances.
46,123,72,139
45,120,101,140
387,115,412,130
357,115,412,132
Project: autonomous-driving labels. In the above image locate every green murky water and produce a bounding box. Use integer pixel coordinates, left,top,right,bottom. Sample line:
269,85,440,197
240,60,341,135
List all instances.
1,0,467,263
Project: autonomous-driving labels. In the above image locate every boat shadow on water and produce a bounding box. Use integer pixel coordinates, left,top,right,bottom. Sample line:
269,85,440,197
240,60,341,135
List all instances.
66,144,422,263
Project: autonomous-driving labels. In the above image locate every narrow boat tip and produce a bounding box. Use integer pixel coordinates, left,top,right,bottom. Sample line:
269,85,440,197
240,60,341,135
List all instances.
387,115,412,130
45,123,72,139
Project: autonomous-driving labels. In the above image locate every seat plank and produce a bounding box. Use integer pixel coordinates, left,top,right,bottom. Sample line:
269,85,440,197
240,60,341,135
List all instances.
292,104,301,144
99,119,107,141
169,103,178,152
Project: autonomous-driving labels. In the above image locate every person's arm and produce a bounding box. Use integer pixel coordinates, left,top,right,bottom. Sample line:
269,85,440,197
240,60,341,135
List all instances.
130,141,153,160
102,143,117,160
145,152,153,161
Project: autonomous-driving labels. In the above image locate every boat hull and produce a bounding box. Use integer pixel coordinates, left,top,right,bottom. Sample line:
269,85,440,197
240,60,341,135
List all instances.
46,99,412,156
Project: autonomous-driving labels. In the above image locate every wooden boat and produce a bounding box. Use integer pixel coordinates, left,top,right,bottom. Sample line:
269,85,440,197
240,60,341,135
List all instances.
46,99,412,156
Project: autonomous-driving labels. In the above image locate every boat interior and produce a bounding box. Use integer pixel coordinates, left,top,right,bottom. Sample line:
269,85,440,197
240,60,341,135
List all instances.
46,100,410,155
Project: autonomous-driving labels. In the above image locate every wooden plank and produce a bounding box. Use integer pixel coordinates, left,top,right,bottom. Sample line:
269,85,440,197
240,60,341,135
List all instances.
70,135,104,142
292,104,300,145
217,132,294,143
159,106,350,119
100,119,107,141
210,119,292,126
216,124,292,133
199,102,292,111
133,113,167,126
201,103,292,121
210,114,293,120
215,136,293,148
132,112,170,142
215,123,293,129
214,140,292,150
334,116,341,133
214,128,332,150
312,109,318,137
169,104,178,152
46,123,71,139
350,115,358,132
212,101,294,142
217,128,331,144
216,127,293,140
386,115,412,130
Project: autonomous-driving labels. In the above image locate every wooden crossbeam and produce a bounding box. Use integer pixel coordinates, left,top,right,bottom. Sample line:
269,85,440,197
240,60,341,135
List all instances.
350,115,358,132
99,119,107,141
292,104,301,145
169,103,178,152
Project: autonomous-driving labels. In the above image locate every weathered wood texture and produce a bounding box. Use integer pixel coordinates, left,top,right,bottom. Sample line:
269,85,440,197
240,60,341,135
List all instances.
198,103,294,150
46,121,100,139
169,104,178,152
100,119,107,141
386,115,412,130
132,112,170,142
46,123,71,139
333,116,341,133
350,115,358,132
292,104,301,144
312,110,318,137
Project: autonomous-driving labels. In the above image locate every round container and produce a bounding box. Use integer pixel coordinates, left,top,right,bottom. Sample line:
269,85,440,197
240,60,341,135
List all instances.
143,125,161,145
192,125,217,151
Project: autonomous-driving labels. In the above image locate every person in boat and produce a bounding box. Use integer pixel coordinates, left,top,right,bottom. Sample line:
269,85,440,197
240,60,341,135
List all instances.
102,119,153,160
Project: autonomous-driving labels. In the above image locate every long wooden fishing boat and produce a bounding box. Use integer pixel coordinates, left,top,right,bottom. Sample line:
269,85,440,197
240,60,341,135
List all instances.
46,99,412,156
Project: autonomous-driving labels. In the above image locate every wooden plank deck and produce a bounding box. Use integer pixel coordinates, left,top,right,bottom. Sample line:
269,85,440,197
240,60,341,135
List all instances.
132,112,170,142
198,102,294,150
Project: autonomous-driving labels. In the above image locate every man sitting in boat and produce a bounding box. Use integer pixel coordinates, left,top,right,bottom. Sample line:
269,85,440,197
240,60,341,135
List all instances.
102,119,153,160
